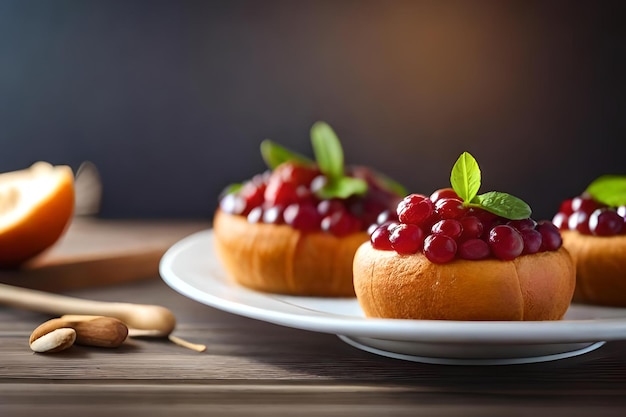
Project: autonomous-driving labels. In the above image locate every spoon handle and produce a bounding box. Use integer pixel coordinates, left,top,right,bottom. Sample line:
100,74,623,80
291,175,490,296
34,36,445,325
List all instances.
0,282,176,336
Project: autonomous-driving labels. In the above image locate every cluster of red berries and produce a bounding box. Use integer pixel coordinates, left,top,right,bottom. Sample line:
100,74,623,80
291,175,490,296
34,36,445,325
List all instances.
369,189,562,264
219,163,401,237
552,194,626,236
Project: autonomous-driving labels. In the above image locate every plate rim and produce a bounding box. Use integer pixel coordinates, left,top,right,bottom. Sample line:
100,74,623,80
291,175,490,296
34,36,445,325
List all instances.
159,229,626,345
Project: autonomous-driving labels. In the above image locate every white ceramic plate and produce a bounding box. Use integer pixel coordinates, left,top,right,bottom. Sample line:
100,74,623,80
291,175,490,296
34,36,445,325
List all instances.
159,230,626,365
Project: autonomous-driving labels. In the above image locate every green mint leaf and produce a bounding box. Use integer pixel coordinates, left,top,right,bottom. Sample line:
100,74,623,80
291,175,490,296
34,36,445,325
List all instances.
586,175,626,207
446,151,533,220
316,176,368,200
310,121,344,182
260,139,312,170
473,191,532,220
450,152,481,203
223,183,242,194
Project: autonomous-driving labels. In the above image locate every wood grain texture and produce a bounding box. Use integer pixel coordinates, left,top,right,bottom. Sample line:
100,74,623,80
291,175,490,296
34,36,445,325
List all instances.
0,218,209,291
2,260,626,415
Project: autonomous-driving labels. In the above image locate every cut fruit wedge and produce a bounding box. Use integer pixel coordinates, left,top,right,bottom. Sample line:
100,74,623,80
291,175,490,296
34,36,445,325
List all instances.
0,162,75,267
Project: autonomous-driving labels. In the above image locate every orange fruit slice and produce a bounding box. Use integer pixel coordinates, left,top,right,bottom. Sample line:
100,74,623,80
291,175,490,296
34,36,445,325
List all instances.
0,162,75,267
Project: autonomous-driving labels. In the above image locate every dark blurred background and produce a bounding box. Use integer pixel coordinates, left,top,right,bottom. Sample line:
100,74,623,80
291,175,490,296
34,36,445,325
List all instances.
1,0,624,221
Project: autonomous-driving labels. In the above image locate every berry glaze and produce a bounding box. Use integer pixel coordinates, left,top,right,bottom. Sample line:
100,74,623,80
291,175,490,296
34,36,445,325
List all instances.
369,189,563,263
219,162,402,237
553,193,626,237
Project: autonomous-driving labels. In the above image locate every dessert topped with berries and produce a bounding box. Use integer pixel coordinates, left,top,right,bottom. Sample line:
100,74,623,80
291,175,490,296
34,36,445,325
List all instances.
368,152,563,263
213,122,405,296
552,175,626,307
353,152,575,321
552,176,626,237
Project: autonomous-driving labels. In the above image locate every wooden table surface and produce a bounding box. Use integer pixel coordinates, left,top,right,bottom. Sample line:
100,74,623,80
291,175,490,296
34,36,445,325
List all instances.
2,224,626,416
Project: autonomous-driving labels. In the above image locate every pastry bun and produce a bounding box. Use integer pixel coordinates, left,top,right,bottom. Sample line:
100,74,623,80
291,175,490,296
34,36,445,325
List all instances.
352,243,576,321
561,230,626,307
213,209,367,296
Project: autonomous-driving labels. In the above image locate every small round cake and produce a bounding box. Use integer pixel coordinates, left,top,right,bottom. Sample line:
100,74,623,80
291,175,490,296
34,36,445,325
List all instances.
213,122,403,296
552,176,626,307
353,152,576,321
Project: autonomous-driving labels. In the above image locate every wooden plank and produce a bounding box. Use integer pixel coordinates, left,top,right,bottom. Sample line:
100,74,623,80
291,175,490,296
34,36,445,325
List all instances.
0,218,209,291
1,403,625,417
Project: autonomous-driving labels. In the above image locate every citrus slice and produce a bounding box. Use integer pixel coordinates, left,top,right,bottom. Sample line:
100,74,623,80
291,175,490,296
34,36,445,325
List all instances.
0,162,75,267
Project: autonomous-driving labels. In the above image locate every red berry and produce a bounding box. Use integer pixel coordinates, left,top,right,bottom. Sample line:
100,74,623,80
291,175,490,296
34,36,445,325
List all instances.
247,171,268,186
263,205,284,224
507,218,537,232
488,225,524,260
295,185,316,203
385,221,400,232
321,211,359,237
247,206,264,223
552,212,569,230
470,208,501,232
568,211,591,234
618,206,626,234
367,222,379,235
239,181,266,214
317,199,344,217
571,195,600,215
309,175,327,193
423,234,457,264
376,209,397,225
264,180,299,206
389,224,425,255
370,223,394,250
459,215,483,240
278,163,320,186
559,198,574,216
434,198,467,219
429,187,459,202
264,163,319,206
536,221,562,251
431,219,463,240
458,238,490,260
219,193,246,215
589,208,623,236
520,228,542,254
352,196,389,227
283,203,321,232
396,194,434,226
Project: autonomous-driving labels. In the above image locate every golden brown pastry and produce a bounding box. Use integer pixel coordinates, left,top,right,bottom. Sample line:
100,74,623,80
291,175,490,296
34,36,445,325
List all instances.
353,244,575,320
213,122,404,296
552,175,626,307
561,232,626,306
214,209,368,296
353,152,576,321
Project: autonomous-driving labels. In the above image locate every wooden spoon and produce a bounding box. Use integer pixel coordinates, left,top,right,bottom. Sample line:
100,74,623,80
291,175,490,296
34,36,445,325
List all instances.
0,282,176,337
